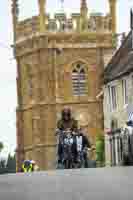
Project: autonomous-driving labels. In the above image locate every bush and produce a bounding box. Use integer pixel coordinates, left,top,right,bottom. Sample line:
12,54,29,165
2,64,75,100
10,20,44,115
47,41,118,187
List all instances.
0,154,16,175
96,133,105,167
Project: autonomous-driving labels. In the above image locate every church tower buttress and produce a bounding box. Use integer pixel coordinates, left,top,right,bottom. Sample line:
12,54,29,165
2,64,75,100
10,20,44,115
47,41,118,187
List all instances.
11,0,19,42
80,0,88,31
109,0,117,33
38,0,46,33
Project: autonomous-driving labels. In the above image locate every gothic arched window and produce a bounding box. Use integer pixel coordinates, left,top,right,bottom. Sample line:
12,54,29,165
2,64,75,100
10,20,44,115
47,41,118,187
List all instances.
72,64,87,96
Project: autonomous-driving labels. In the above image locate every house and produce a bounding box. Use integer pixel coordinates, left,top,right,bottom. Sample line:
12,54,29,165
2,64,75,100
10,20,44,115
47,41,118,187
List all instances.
104,31,133,166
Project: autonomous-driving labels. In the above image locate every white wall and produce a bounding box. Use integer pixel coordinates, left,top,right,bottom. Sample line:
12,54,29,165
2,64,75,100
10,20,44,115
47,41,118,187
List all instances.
104,73,133,165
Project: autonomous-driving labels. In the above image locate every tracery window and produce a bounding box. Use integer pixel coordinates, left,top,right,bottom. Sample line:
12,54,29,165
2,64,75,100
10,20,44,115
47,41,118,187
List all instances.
72,64,87,96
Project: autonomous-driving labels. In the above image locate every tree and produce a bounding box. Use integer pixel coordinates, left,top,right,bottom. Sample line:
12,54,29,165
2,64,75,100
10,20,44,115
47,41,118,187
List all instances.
0,142,4,153
0,159,7,174
0,142,16,174
0,142,7,174
6,154,16,173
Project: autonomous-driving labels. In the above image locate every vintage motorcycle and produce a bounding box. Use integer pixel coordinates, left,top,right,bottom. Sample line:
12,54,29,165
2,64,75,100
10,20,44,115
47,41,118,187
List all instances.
56,129,75,169
76,146,89,168
62,130,75,169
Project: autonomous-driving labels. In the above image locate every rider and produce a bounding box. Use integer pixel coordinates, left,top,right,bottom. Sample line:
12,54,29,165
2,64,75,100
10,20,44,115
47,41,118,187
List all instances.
73,128,91,168
21,160,33,173
56,108,78,164
57,107,78,132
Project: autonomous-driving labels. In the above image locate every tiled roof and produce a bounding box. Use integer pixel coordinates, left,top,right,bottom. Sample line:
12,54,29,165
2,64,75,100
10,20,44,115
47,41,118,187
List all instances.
104,31,133,83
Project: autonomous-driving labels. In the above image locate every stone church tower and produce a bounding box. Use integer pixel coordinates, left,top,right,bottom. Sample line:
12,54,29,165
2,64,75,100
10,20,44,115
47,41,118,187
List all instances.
11,0,117,171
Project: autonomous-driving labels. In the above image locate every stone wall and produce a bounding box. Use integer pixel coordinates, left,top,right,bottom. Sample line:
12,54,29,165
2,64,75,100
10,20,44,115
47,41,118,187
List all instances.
16,13,111,41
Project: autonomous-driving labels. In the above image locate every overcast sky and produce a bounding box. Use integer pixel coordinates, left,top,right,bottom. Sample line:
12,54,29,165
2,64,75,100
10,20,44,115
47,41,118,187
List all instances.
0,0,132,155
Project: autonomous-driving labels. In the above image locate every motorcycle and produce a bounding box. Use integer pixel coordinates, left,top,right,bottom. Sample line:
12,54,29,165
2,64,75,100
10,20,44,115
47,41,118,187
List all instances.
61,130,75,169
56,129,75,169
75,146,89,168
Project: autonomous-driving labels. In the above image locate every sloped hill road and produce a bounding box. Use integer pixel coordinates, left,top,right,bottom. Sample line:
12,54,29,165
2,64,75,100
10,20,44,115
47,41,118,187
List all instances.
0,167,132,200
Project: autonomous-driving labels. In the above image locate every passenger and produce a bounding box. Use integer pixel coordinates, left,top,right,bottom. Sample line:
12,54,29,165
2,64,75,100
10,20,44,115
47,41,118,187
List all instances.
73,128,91,168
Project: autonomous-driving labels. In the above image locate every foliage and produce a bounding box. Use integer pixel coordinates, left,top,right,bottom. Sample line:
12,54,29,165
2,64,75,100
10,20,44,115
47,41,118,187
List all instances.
0,142,4,153
6,154,16,174
95,133,105,167
0,159,7,174
0,141,16,174
0,154,16,175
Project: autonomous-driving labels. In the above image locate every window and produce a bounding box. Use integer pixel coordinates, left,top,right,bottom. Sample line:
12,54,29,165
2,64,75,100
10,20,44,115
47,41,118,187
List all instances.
111,119,118,131
72,64,87,96
108,85,117,111
122,79,128,105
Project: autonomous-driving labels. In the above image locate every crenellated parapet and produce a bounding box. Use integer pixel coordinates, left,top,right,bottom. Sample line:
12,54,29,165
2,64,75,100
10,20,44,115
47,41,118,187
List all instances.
108,0,117,33
15,12,112,42
11,0,117,44
11,0,19,41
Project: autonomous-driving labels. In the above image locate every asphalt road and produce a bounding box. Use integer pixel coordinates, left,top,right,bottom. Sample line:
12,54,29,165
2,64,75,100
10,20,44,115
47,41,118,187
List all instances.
0,167,132,200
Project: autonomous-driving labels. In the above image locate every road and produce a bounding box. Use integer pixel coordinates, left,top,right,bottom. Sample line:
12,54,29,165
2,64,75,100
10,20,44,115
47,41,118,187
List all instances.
0,167,132,200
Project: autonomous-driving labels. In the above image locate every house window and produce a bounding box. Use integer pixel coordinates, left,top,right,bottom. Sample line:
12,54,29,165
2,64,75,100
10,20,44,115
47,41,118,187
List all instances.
122,79,128,105
72,64,87,96
108,85,117,111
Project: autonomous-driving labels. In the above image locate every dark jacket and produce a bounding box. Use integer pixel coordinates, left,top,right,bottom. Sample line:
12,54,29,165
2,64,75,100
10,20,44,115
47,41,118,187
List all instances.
72,134,91,155
57,118,78,132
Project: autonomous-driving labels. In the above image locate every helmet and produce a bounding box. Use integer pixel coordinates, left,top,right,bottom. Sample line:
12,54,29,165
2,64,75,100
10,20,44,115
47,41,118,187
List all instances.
62,107,71,120
23,160,31,168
